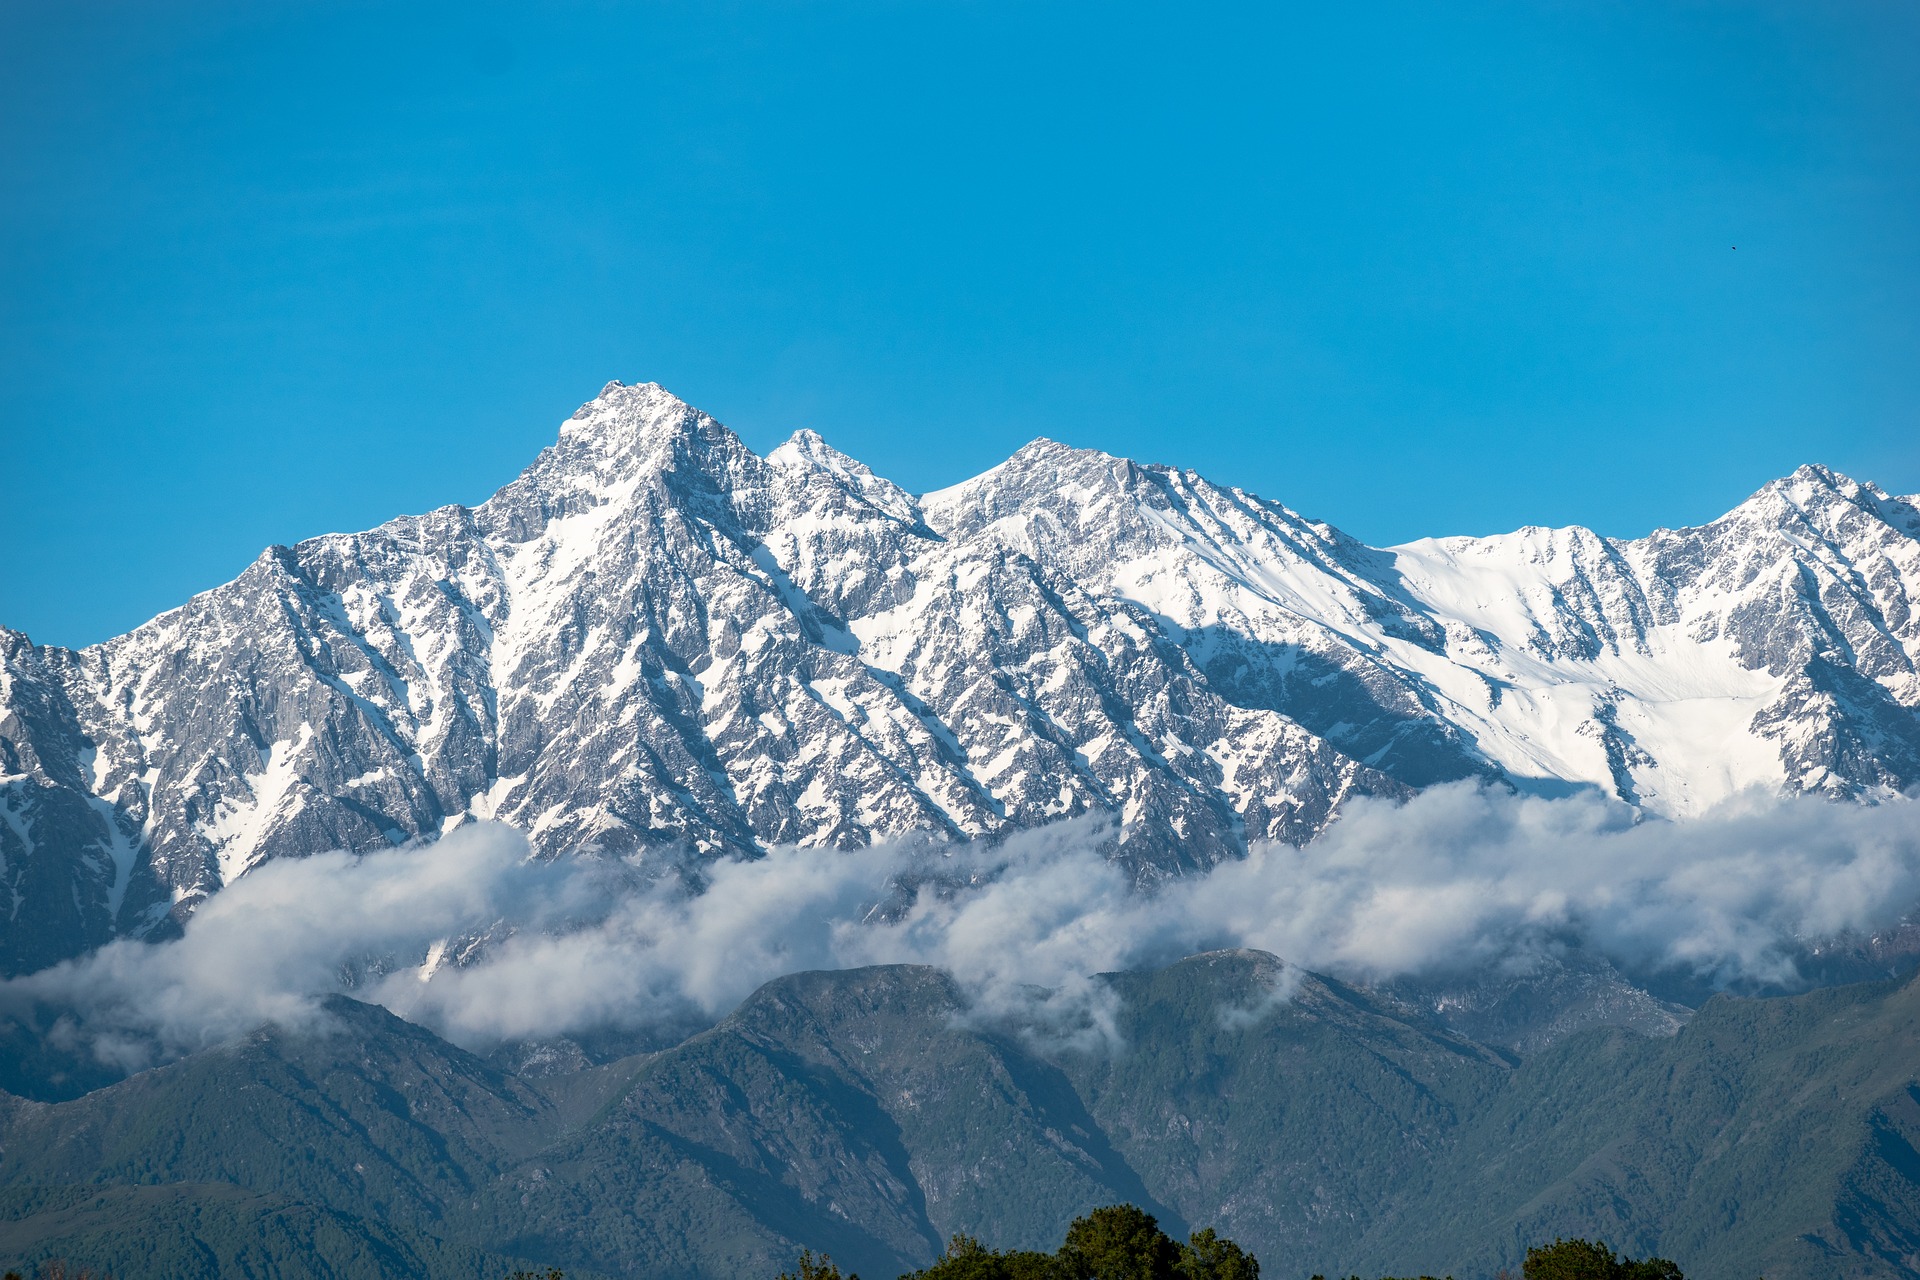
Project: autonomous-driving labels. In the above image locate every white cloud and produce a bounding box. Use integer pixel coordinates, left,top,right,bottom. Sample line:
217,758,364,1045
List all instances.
7,785,1918,1070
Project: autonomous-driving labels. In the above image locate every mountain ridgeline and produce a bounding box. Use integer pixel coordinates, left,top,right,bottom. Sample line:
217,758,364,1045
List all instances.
3,382,1919,975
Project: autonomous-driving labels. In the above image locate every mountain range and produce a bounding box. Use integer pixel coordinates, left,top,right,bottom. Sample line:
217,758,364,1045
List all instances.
4,952,1918,1280
4,381,1919,978
5,382,1920,1279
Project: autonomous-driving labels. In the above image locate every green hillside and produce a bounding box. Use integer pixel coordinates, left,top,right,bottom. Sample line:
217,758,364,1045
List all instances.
1356,972,1920,1278
2,957,1916,1279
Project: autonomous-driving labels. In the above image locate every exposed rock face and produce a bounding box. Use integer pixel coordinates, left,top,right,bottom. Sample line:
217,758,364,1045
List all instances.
4,383,1919,974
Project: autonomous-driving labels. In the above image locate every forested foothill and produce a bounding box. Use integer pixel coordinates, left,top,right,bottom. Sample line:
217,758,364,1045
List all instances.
2,955,1913,1279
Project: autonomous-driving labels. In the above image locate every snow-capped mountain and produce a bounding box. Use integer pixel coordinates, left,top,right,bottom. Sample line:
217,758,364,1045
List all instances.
4,382,1919,975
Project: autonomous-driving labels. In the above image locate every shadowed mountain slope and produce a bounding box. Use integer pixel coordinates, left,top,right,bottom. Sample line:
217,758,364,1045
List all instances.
1,956,1916,1280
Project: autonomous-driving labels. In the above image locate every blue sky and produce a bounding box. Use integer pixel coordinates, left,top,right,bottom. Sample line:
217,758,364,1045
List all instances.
3,1,1916,648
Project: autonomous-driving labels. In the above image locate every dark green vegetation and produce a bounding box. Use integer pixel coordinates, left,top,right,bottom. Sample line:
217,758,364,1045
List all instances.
785,1203,1260,1279
2,952,1916,1280
776,1213,1679,1280
1520,1237,1682,1280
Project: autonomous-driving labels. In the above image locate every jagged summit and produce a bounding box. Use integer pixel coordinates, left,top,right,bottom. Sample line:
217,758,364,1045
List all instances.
924,434,1116,498
771,425,833,462
561,378,688,435
1734,464,1920,549
3,380,1917,976
768,426,922,527
567,377,674,418
771,425,882,482
921,436,1199,553
552,380,745,470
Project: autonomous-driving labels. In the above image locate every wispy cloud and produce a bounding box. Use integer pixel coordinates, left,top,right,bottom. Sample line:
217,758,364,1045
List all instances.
8,784,1918,1071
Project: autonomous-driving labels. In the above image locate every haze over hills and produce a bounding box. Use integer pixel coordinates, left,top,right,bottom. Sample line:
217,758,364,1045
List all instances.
3,381,1918,978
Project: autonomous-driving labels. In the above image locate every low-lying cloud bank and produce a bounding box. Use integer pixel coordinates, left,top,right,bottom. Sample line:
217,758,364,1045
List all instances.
7,784,1919,1069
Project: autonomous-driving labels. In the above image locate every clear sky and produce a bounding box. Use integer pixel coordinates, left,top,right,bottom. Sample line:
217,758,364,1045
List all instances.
3,1,1917,649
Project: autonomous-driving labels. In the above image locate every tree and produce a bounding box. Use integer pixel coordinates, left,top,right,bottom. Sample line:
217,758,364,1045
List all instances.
780,1248,860,1280
908,1234,1062,1280
1058,1205,1183,1280
784,1202,1260,1280
1178,1228,1259,1280
1617,1260,1683,1280
1523,1239,1683,1280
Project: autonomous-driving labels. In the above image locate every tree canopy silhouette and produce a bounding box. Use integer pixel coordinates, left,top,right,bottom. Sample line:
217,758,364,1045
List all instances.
863,1204,1260,1280
1058,1204,1184,1280
1523,1238,1683,1280
778,1212,1680,1280
779,1249,861,1280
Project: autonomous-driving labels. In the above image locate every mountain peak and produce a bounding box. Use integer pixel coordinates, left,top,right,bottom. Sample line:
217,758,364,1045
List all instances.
547,381,756,488
769,427,844,470
922,437,1152,543
925,436,1115,498
1772,462,1868,505
1720,463,1884,529
562,380,694,434
1765,462,1869,500
1008,436,1111,466
769,427,922,523
1012,435,1069,455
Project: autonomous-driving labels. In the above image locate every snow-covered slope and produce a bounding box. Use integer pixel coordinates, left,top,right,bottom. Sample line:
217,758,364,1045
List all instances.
4,383,1918,975
1384,465,1920,811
